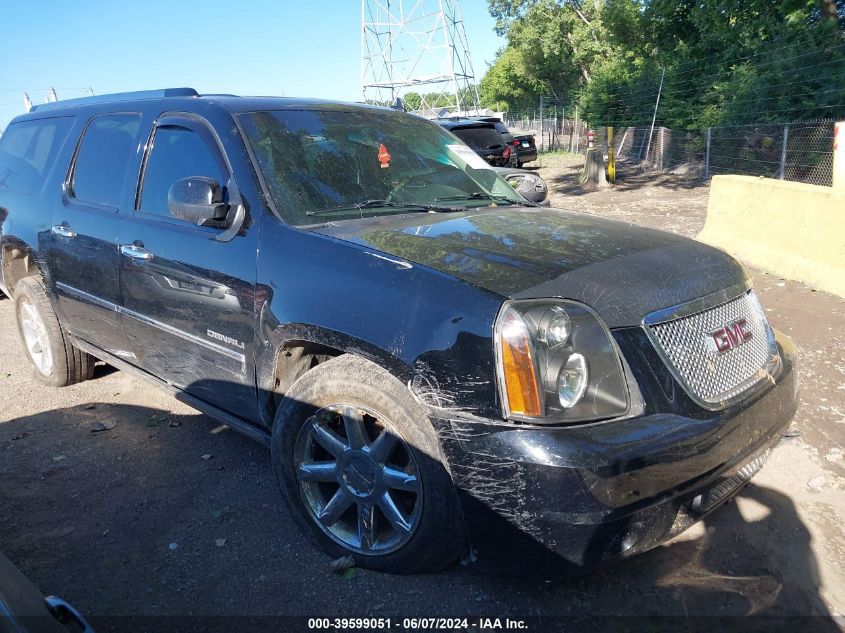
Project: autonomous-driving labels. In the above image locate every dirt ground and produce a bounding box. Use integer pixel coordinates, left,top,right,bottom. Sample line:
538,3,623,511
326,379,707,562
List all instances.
1,155,844,631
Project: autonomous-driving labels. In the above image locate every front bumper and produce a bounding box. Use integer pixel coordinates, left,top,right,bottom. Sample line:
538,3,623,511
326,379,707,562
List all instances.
433,329,798,571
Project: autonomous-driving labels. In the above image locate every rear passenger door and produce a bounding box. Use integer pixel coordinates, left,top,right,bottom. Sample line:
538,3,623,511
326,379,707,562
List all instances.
50,113,141,355
118,113,260,418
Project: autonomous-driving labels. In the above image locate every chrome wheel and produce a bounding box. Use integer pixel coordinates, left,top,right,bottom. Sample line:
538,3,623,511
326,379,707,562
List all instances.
293,404,422,555
18,298,52,375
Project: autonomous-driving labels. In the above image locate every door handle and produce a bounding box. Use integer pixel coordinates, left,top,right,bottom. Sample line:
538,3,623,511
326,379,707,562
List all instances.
120,244,154,261
44,596,95,633
51,224,77,239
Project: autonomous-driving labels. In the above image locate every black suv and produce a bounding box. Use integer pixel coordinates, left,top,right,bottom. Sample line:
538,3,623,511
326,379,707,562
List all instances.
434,119,515,167
0,89,797,574
469,116,537,167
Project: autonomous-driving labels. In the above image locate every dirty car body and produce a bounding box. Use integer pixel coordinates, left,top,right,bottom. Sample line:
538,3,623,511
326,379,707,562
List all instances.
0,89,797,573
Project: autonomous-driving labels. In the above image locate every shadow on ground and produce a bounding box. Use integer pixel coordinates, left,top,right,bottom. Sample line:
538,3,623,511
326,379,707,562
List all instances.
0,397,839,631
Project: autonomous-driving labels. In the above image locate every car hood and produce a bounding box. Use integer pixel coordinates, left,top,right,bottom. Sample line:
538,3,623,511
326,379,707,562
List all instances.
311,207,747,328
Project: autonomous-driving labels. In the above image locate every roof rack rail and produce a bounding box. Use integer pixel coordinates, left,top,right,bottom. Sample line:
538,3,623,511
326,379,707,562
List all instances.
30,88,198,112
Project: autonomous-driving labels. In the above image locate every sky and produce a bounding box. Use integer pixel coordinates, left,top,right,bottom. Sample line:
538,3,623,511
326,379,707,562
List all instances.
0,0,505,130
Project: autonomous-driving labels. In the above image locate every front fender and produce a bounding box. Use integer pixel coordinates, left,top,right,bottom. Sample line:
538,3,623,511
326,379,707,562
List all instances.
254,220,506,427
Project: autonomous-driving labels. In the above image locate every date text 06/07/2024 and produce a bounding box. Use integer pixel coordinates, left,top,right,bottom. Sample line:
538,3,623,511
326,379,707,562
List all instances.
306,617,529,630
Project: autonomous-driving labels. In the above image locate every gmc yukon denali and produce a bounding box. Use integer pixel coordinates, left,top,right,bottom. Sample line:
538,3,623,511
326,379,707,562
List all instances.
0,89,797,574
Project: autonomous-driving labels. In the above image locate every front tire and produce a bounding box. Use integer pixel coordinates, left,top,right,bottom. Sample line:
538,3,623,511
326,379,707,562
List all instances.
271,355,466,573
13,277,95,387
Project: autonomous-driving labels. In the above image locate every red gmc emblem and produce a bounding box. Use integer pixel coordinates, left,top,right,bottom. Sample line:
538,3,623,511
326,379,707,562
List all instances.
709,318,753,354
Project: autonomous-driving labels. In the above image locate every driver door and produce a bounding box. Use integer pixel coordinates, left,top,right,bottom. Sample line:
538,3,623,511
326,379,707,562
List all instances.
118,113,260,418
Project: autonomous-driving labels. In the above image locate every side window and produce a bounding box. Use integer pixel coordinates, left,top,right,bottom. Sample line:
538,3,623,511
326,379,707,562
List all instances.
0,117,74,195
139,126,227,217
71,114,141,206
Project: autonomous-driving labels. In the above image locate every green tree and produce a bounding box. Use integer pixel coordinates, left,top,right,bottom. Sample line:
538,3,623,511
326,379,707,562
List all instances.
403,92,422,111
480,46,545,110
480,0,845,126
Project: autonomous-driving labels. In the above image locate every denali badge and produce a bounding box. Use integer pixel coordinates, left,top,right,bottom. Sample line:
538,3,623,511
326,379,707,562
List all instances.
708,318,752,354
207,329,245,349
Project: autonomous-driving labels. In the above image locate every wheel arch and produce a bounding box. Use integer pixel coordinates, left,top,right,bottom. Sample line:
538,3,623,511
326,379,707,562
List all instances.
1,239,45,298
258,323,415,428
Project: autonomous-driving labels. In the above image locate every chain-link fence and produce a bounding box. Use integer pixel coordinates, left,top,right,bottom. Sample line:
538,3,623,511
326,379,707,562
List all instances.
503,112,588,154
502,113,837,187
707,121,835,186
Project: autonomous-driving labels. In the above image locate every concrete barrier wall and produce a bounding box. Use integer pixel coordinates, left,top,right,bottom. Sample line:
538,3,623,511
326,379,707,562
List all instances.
698,175,845,298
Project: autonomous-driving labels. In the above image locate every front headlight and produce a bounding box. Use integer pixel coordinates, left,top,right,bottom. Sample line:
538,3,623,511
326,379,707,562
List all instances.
494,299,629,423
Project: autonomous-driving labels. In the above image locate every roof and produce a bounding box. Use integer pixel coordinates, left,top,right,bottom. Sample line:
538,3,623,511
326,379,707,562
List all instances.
437,115,503,123
30,88,199,112
434,119,497,131
26,87,400,116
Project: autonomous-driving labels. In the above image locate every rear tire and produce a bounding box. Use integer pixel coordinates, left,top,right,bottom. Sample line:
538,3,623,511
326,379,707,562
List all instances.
271,354,466,573
13,277,95,387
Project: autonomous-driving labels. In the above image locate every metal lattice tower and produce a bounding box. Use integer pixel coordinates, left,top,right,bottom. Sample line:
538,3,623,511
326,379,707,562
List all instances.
360,0,481,115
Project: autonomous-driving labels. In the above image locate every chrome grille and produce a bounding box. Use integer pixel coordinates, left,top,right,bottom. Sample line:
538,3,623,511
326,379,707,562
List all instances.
646,291,778,407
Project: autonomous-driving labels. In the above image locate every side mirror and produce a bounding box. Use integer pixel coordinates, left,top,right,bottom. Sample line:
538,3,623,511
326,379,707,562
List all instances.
168,177,229,226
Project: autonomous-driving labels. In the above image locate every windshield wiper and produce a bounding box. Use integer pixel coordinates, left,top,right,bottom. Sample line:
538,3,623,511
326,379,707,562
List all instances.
433,192,527,206
306,199,466,217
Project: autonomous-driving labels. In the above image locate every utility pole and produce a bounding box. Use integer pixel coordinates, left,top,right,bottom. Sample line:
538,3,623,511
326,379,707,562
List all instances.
539,95,544,153
23,92,32,112
778,125,790,180
49,87,58,102
360,0,480,115
88,86,94,96
644,66,665,165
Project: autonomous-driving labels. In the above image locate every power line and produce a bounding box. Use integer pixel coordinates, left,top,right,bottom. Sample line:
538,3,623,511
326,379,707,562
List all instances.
648,38,845,83
578,51,845,107
515,37,845,110
562,56,845,124
506,39,845,122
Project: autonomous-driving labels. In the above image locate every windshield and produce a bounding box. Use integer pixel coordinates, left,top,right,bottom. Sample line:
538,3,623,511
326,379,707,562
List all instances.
238,108,524,225
450,126,504,150
493,122,514,142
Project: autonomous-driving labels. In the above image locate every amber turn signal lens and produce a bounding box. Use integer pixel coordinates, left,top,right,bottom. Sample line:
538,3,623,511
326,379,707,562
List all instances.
499,310,542,417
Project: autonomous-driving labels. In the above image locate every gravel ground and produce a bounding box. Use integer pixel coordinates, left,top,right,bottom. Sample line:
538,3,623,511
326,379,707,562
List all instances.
1,156,843,631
